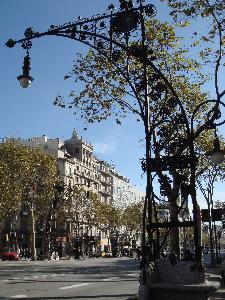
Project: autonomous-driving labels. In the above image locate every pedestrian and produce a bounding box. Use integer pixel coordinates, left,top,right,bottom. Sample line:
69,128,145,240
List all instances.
74,248,80,259
25,248,29,259
135,247,141,260
183,249,193,261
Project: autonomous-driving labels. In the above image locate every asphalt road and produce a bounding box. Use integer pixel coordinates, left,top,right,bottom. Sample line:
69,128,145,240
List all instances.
0,257,140,300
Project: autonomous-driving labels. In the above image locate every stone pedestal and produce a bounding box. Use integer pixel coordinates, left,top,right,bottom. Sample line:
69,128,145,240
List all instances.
138,257,219,300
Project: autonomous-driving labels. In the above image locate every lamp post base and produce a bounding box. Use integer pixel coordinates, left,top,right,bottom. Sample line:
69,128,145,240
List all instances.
138,257,219,300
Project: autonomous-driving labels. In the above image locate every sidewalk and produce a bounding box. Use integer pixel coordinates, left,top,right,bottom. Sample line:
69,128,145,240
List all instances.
206,264,225,299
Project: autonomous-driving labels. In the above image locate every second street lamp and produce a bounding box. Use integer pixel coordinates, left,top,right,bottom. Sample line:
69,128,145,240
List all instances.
211,135,225,165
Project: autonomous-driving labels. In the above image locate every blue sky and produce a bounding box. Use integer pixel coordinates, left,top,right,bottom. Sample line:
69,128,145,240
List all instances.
0,1,224,208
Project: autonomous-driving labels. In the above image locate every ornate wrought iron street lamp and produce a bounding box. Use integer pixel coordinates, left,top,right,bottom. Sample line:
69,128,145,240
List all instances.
6,0,225,284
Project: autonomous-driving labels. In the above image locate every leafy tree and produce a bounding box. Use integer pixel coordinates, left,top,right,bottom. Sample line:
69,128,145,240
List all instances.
197,161,225,264
215,200,225,209
121,202,143,236
0,141,58,224
55,19,209,123
84,196,122,232
106,205,122,231
54,185,122,235
55,185,86,223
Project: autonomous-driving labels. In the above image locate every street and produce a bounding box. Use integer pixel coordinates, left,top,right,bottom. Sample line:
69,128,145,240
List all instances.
0,257,140,300
203,253,212,266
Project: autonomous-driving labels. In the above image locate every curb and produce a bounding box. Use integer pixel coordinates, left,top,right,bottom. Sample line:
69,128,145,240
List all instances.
126,296,138,300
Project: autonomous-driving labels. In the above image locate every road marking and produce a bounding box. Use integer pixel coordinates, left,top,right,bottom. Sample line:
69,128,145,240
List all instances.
10,295,27,298
103,277,120,281
127,273,139,277
0,269,25,272
59,283,91,290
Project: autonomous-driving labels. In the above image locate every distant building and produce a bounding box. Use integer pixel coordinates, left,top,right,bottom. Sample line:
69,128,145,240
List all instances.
111,168,145,209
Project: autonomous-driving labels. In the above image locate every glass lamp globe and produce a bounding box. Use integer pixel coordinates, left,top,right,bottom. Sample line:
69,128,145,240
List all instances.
211,151,224,164
17,75,33,88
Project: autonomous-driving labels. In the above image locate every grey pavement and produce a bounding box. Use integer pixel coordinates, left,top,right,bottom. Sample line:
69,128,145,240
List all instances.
0,257,140,300
0,258,224,300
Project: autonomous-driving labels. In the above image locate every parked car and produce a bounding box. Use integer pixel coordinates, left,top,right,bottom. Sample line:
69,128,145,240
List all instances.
0,248,20,261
